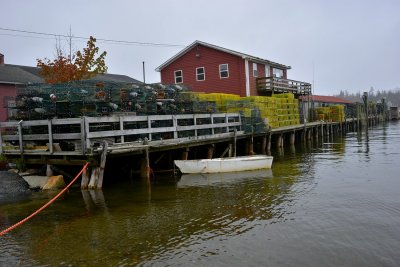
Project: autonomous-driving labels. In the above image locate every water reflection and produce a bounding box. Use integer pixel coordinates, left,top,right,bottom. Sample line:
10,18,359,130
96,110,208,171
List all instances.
4,123,399,266
177,169,273,188
0,161,305,266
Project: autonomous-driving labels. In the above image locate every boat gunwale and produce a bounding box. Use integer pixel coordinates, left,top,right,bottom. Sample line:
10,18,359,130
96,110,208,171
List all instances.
174,155,273,163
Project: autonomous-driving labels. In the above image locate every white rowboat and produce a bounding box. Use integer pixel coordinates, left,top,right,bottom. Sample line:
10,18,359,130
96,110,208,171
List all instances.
174,155,273,174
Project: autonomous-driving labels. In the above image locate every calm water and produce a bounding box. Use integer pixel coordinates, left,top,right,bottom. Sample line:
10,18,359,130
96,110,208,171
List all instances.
1,121,400,266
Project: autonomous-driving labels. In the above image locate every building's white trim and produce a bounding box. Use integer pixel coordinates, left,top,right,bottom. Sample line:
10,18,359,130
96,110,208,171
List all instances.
245,59,250,97
0,81,23,85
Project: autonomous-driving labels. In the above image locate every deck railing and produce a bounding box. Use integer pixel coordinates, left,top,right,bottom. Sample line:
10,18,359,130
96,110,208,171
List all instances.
256,77,311,95
0,113,242,156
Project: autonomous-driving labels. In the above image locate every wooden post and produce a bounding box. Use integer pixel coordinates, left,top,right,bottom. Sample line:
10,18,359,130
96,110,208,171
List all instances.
261,135,267,154
210,114,215,135
248,136,254,155
81,116,86,154
96,142,108,189
81,166,91,189
276,135,283,148
290,132,295,145
228,143,233,157
18,121,23,154
207,144,214,159
48,119,53,154
193,114,198,138
326,123,330,137
173,115,178,139
88,167,99,189
119,116,125,143
140,147,151,180
85,116,91,153
267,133,272,152
220,145,230,158
225,113,229,133
182,147,189,160
233,129,237,157
46,164,54,177
307,129,311,140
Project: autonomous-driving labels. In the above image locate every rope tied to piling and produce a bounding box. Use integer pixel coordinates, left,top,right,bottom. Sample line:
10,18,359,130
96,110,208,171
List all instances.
0,162,89,236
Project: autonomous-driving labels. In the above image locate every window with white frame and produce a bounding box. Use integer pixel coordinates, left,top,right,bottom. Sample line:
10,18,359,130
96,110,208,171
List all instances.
196,67,205,81
273,68,284,78
265,65,270,77
253,63,258,77
174,70,183,83
219,64,229,78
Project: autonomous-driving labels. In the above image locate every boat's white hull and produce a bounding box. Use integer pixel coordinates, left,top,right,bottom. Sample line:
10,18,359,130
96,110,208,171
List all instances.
174,155,273,174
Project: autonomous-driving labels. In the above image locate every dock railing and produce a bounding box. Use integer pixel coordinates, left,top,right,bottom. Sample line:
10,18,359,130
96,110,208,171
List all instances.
256,77,312,96
0,113,242,156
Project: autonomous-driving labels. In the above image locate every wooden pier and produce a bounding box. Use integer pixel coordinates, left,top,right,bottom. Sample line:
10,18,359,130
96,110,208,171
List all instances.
0,113,382,188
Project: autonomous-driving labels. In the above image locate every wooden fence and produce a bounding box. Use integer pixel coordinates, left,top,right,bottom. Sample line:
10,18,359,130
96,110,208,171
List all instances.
0,113,242,156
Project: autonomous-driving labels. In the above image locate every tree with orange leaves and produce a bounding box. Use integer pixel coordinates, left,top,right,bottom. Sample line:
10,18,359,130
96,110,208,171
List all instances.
37,36,107,84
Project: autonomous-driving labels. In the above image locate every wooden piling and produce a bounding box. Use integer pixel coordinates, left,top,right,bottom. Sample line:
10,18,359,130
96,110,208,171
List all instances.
140,147,151,180
276,134,283,148
248,136,255,155
81,167,91,189
228,143,233,157
321,124,324,140
220,145,230,158
301,130,306,143
88,167,99,189
96,142,108,189
46,164,54,177
182,147,189,160
233,129,237,157
261,136,267,154
267,133,272,153
290,132,295,145
207,145,214,159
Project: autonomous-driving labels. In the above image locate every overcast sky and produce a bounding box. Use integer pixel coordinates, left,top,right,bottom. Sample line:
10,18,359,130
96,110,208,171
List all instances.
1,0,399,95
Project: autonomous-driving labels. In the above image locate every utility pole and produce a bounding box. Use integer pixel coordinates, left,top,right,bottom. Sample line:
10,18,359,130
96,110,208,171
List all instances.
68,25,72,62
142,61,146,83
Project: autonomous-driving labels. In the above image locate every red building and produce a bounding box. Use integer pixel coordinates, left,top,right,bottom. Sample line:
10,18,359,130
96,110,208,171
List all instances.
156,40,310,97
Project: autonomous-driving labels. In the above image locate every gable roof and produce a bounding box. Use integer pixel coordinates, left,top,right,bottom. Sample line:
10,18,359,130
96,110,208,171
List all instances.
0,64,142,85
155,40,291,71
300,95,353,104
0,64,44,84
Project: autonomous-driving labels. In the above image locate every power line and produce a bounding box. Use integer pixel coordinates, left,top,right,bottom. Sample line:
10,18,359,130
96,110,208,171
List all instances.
0,27,185,48
0,32,55,40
